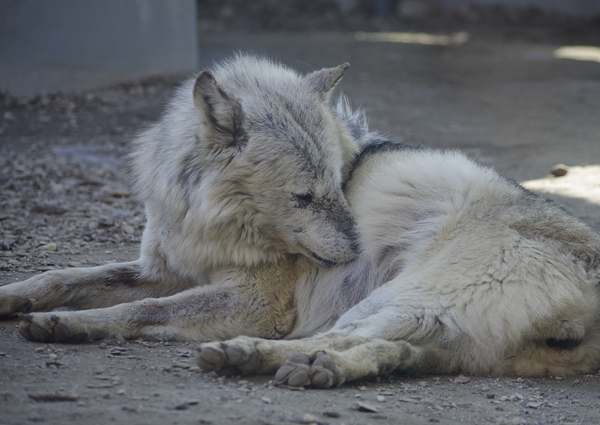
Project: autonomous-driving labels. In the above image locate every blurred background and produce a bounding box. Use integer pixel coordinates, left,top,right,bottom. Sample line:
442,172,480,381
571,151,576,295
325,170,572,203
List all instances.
2,0,599,96
1,0,600,239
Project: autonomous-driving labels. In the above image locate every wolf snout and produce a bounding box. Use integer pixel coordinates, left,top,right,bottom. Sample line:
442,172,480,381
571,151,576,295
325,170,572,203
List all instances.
326,231,361,265
310,245,358,267
310,252,340,268
302,224,359,267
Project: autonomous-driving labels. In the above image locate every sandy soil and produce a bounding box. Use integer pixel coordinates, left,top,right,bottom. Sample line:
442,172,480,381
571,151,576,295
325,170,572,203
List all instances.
2,6,600,424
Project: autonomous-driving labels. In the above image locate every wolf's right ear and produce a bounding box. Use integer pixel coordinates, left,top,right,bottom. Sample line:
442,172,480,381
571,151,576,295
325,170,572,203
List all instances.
306,63,350,100
193,70,247,152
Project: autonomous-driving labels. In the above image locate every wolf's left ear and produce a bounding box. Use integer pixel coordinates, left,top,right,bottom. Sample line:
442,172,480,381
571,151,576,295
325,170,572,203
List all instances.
193,70,247,152
306,63,350,99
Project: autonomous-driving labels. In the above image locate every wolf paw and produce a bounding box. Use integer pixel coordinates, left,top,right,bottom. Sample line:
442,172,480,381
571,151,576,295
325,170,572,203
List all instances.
275,350,339,388
19,313,89,343
196,337,260,376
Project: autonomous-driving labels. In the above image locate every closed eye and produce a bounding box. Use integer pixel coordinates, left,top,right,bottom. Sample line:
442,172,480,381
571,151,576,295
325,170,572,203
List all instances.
293,192,313,208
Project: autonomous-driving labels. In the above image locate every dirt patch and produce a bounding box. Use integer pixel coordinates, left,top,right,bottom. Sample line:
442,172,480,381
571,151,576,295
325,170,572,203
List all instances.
1,336,599,425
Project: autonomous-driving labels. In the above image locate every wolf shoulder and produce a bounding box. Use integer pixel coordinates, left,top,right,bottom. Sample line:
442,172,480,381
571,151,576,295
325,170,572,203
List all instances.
347,140,600,256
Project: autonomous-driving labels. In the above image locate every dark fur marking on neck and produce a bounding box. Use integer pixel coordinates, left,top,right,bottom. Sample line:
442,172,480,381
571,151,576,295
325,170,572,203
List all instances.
546,338,582,350
343,140,421,191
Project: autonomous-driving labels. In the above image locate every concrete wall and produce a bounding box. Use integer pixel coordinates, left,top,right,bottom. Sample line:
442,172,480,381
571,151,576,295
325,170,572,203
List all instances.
0,0,197,97
338,0,600,16
437,0,600,16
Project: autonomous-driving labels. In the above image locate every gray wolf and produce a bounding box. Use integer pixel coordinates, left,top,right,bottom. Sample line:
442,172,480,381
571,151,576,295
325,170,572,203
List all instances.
2,55,600,388
0,55,360,341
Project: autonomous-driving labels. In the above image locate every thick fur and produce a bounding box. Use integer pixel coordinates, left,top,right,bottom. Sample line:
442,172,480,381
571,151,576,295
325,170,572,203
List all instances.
2,56,600,387
0,56,360,342
197,139,600,386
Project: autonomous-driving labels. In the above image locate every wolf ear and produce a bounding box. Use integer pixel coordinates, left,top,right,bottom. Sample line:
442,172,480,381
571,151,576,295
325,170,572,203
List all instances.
306,63,350,99
193,70,247,152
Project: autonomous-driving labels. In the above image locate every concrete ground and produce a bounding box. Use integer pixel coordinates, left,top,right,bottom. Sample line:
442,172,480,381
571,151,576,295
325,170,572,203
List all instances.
1,32,600,424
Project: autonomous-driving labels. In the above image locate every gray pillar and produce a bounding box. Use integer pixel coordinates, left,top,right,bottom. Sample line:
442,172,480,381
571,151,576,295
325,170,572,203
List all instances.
0,0,197,97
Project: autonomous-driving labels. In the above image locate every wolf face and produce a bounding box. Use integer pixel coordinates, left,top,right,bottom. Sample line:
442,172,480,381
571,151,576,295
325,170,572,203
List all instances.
133,56,360,274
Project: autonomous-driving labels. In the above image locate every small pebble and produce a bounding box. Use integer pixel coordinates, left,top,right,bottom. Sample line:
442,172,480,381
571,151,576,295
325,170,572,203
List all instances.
302,413,319,424
356,401,380,413
121,223,135,235
27,412,43,422
550,164,569,177
454,375,471,384
323,409,341,418
38,242,58,252
3,111,17,123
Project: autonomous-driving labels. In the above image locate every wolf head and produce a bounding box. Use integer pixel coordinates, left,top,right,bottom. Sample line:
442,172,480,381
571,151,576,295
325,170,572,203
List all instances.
187,56,360,268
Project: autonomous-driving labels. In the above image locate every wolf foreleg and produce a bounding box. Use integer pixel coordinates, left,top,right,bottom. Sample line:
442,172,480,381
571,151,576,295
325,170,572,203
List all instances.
0,260,194,319
17,272,297,343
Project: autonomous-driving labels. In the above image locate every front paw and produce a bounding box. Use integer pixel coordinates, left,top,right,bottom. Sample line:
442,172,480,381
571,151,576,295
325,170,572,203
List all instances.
19,313,89,343
196,337,260,376
275,351,340,388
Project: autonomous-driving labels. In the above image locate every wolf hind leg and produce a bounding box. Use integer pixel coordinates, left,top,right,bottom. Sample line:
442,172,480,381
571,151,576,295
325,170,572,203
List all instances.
0,259,195,319
196,334,418,388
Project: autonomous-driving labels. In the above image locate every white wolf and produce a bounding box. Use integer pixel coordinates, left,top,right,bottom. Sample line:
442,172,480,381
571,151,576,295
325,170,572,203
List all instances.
1,55,600,388
197,139,600,387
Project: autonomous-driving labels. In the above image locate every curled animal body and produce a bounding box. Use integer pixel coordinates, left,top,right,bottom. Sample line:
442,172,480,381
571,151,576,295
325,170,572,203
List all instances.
1,55,599,387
